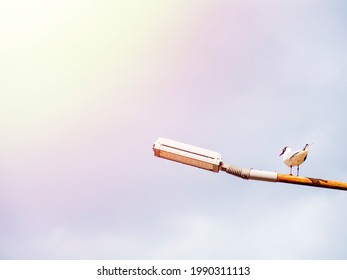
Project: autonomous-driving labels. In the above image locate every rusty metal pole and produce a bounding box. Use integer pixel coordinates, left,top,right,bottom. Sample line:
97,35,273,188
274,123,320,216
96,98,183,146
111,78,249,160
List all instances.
222,164,347,191
277,174,347,191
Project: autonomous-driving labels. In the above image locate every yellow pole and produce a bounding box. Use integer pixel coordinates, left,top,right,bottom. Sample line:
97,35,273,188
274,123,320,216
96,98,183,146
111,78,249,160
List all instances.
277,174,347,191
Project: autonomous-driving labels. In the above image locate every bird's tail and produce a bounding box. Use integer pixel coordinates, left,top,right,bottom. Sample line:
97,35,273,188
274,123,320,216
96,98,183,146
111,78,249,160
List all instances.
304,143,314,150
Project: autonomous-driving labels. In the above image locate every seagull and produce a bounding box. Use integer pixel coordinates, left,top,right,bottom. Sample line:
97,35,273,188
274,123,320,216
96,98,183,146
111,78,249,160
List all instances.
279,144,311,176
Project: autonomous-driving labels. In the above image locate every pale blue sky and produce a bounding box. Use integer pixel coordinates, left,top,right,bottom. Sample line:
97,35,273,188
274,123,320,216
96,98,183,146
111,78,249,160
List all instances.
1,0,347,259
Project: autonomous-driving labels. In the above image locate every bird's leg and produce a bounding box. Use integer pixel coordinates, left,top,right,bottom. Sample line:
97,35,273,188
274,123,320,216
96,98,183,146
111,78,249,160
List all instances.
297,166,299,176
290,165,292,176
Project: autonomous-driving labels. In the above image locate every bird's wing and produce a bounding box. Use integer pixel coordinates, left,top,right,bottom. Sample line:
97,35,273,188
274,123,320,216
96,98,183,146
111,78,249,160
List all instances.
289,151,300,159
289,150,308,164
286,150,300,160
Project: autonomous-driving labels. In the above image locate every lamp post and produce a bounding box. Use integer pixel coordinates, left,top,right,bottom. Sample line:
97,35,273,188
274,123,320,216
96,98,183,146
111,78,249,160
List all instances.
153,137,347,192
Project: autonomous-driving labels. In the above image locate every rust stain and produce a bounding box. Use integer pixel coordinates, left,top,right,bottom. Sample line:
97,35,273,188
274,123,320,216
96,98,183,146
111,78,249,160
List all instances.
307,177,328,186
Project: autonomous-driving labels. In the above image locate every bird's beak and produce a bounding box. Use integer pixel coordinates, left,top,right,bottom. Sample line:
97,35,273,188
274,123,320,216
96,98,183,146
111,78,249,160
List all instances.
279,146,287,156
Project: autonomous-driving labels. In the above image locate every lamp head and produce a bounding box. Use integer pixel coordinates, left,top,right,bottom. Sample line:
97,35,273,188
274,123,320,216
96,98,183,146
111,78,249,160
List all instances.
153,137,222,172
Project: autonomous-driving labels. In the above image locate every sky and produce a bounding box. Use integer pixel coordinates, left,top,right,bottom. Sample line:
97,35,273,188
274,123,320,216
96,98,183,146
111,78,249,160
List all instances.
1,0,347,259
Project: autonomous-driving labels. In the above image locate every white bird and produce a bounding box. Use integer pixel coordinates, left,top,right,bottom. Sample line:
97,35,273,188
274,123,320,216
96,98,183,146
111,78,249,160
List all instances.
279,144,311,176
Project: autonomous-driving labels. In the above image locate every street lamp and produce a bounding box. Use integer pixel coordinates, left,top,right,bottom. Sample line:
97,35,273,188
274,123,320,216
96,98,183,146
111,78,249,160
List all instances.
152,137,222,172
153,137,347,192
